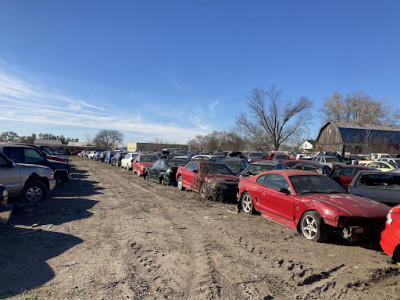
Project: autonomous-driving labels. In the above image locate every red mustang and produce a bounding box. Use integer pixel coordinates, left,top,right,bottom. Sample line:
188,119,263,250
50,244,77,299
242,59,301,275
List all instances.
176,161,238,201
238,169,390,242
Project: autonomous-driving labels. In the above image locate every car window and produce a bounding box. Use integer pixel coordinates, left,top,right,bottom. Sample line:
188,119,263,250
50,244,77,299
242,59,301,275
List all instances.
340,168,354,177
3,147,25,163
256,174,267,185
369,162,379,168
141,155,158,162
152,161,160,168
264,174,289,191
358,174,400,190
0,153,9,167
25,148,45,164
187,162,199,172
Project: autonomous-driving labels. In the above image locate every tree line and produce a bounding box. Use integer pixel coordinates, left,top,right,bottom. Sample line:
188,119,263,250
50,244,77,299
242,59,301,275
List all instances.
0,132,79,145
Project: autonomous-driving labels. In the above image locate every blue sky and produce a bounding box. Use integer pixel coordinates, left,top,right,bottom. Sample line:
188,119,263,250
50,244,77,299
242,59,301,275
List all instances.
0,1,399,145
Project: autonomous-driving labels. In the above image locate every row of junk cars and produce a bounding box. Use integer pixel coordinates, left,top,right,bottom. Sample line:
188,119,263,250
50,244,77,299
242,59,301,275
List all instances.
2,144,400,263
76,148,400,263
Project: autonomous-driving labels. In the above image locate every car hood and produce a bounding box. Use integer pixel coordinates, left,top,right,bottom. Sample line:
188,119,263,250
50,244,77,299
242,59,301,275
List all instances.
305,193,390,218
17,163,52,172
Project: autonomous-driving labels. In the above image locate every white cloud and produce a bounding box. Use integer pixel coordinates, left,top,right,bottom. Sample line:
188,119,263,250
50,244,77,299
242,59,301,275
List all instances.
0,69,209,143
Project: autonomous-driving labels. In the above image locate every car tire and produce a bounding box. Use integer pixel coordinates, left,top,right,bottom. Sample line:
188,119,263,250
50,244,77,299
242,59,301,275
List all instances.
161,177,166,186
199,184,208,200
137,169,141,177
241,192,255,214
300,211,328,242
177,176,185,191
21,180,48,203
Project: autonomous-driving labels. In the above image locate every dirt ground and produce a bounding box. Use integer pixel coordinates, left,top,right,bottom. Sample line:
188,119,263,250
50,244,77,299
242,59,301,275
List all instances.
1,158,400,300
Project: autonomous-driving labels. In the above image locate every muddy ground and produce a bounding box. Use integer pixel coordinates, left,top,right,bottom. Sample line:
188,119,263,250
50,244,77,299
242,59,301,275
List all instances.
1,157,400,300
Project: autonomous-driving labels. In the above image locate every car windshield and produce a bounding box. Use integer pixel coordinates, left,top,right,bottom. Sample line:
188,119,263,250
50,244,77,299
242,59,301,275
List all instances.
141,155,158,162
250,152,265,158
167,160,181,167
325,156,341,163
289,175,347,195
223,161,241,173
204,164,234,175
358,173,400,190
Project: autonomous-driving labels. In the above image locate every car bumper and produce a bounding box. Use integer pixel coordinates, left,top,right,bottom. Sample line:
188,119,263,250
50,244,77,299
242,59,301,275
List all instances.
341,224,386,243
49,179,57,191
0,204,12,224
380,224,399,258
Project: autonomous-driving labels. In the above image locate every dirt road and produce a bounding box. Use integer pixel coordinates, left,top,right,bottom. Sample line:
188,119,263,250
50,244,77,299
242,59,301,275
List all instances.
1,158,400,299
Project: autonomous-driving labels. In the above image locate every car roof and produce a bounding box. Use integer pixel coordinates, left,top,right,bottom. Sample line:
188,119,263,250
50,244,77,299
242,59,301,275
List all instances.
272,169,322,176
335,165,373,169
251,160,280,165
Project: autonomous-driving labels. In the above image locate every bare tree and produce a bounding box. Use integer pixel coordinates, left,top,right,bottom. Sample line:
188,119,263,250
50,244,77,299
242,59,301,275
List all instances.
0,131,19,142
93,129,123,150
321,91,400,125
236,85,312,151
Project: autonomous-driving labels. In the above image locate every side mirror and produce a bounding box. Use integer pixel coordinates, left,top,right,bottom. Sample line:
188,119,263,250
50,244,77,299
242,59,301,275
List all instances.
7,160,16,168
279,188,291,195
193,169,198,173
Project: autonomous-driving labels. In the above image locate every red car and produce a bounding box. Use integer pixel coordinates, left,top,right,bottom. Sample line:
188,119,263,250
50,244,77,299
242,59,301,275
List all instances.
380,205,400,262
132,154,159,177
176,161,238,201
329,165,375,190
238,169,390,242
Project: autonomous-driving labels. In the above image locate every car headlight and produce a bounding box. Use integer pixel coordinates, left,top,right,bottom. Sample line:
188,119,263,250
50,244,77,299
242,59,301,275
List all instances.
387,210,393,225
166,168,172,174
210,181,221,188
2,189,8,202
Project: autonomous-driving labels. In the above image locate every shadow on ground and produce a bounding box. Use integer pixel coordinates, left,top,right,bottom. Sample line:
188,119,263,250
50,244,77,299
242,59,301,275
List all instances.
0,226,83,298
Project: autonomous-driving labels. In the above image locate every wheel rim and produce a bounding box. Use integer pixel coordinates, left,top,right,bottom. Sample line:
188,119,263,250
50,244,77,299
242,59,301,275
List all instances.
178,177,182,189
302,215,318,239
26,186,43,202
200,185,206,199
242,194,253,213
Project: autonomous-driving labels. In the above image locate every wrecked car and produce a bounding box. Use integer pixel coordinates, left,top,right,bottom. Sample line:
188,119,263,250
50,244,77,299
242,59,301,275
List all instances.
238,169,390,242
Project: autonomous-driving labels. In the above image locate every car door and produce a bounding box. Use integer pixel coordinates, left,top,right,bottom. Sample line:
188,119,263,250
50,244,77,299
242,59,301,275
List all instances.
252,174,269,211
0,153,22,197
184,162,199,190
339,167,355,190
263,173,295,222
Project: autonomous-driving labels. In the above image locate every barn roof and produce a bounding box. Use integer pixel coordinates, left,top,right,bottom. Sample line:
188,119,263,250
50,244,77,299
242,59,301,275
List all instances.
317,122,400,145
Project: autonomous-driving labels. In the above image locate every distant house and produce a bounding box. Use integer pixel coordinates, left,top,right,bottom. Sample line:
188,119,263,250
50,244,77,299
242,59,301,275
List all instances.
127,142,188,152
298,139,316,152
316,122,400,154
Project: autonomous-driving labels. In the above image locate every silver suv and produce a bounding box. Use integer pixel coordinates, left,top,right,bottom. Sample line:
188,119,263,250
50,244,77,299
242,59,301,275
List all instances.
0,152,56,203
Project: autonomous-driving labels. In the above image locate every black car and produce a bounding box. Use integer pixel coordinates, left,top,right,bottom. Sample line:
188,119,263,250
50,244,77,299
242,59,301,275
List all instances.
145,159,182,185
0,144,71,187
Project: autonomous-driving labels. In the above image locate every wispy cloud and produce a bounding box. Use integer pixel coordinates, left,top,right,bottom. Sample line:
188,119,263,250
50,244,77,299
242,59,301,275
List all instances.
0,67,209,143
209,99,219,110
